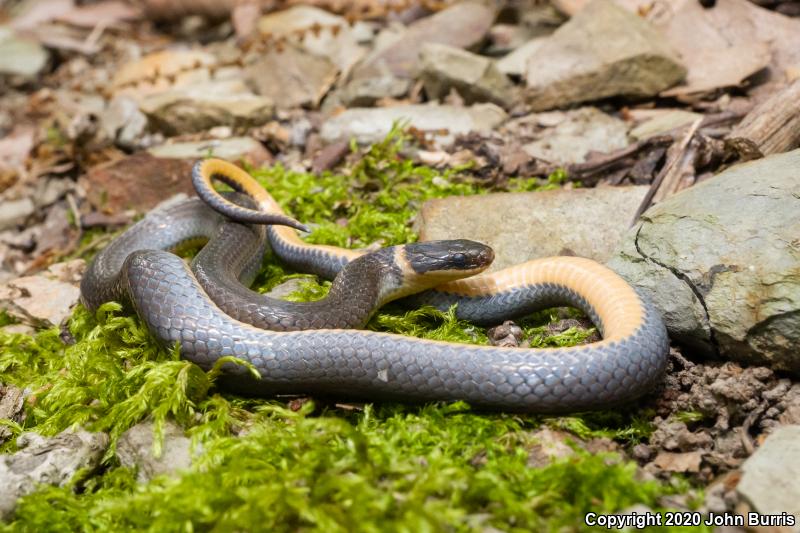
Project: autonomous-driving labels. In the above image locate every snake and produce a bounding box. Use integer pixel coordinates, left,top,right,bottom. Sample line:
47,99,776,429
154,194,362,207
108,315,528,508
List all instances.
80,158,669,412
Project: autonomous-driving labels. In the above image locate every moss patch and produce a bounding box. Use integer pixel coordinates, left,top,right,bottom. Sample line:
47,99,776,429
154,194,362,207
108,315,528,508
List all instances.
0,128,706,531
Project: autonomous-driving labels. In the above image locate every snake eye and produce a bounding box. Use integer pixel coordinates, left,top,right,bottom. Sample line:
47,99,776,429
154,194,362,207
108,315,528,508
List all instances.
452,252,467,268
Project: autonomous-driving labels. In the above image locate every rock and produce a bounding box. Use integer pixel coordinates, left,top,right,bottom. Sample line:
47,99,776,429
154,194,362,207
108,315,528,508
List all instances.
0,259,85,327
1,324,35,336
35,202,75,255
100,96,148,149
256,6,365,75
264,278,309,300
629,110,704,140
139,80,274,135
526,427,618,468
487,320,525,348
524,0,685,111
0,430,108,520
660,0,799,98
522,107,628,165
116,420,195,483
320,103,507,145
487,23,539,55
737,425,800,521
0,384,25,443
496,37,545,77
0,27,48,78
35,177,74,208
350,2,494,80
416,186,648,272
0,197,34,231
651,451,703,473
246,44,338,109
607,150,800,371
779,385,800,425
526,428,576,468
82,153,195,213
311,140,350,173
148,137,270,167
0,125,36,176
418,43,515,107
330,73,412,108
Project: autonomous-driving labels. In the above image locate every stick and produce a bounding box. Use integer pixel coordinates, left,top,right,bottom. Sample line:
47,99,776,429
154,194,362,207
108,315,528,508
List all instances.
726,79,800,155
630,117,703,227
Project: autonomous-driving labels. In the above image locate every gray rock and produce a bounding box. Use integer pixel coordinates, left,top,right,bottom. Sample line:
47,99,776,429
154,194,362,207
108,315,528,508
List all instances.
320,103,507,146
522,107,629,165
496,37,545,77
117,420,196,483
246,44,338,109
0,27,48,78
330,72,412,108
0,197,34,231
418,43,515,107
265,278,311,300
0,430,108,520
737,425,800,520
0,384,25,443
35,177,74,208
779,385,800,425
415,186,648,272
350,2,494,80
100,96,148,149
139,80,274,135
524,0,685,110
607,150,800,371
487,24,538,55
148,137,270,167
0,259,85,327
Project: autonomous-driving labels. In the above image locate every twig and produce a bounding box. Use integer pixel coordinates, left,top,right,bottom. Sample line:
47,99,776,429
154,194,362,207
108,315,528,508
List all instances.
726,78,800,156
566,135,673,182
630,117,703,227
564,109,745,185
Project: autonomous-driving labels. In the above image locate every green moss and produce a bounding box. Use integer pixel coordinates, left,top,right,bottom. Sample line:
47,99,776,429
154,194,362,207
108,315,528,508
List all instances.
0,310,16,328
0,127,703,531
5,403,704,533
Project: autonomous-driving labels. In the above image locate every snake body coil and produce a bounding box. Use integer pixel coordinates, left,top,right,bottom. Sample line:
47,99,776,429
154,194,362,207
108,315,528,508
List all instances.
80,159,670,412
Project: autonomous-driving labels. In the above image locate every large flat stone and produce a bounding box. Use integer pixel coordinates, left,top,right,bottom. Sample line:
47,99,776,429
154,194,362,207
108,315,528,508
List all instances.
320,103,507,145
608,149,800,372
524,0,685,110
415,186,648,272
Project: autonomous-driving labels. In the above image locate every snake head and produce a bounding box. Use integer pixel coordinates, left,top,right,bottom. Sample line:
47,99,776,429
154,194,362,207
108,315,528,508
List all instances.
389,239,494,298
404,240,494,275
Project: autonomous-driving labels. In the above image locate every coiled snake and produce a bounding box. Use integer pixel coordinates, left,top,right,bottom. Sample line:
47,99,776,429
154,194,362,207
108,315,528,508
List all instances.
80,159,669,412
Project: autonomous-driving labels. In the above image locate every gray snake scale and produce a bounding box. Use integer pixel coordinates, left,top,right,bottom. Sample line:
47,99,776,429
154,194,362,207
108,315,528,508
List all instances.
80,159,670,412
